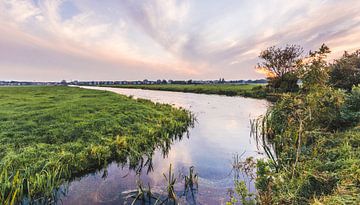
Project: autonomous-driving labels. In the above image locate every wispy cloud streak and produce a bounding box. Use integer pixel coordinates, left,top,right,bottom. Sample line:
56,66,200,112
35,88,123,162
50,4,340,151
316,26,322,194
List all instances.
0,0,360,81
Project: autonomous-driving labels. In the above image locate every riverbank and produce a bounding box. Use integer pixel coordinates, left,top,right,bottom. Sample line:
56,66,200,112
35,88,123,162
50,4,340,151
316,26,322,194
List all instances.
252,85,360,204
0,86,193,204
101,84,270,99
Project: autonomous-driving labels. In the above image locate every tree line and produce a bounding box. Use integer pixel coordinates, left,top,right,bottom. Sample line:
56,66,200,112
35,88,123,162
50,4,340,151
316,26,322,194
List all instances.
258,44,360,92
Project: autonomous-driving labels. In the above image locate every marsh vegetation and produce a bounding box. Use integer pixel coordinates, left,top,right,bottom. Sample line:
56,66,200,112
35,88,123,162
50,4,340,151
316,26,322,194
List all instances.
227,45,360,205
0,86,193,204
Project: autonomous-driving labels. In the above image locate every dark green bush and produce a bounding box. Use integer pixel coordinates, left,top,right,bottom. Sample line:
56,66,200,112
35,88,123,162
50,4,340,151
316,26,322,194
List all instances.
267,72,299,92
341,85,360,127
329,50,360,91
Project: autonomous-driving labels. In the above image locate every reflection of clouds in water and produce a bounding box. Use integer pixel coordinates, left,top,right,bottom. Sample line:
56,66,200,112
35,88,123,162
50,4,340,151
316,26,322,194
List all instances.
225,119,238,129
148,140,194,185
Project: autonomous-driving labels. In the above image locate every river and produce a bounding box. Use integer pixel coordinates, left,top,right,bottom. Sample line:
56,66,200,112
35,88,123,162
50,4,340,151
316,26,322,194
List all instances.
59,86,269,205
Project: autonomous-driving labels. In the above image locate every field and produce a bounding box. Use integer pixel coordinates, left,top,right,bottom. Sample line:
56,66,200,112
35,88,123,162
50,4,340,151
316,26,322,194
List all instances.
0,86,193,204
103,84,268,99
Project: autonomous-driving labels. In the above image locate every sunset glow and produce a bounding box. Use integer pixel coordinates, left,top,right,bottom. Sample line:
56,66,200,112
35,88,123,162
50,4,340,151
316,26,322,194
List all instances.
1,0,360,81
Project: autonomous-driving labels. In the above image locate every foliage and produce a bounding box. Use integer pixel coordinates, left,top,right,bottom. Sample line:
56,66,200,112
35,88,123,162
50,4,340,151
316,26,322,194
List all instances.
234,180,256,205
251,44,360,205
254,160,274,204
0,86,193,204
252,84,359,204
267,72,299,92
340,85,360,127
255,130,360,205
102,84,268,99
329,50,360,91
258,44,303,92
227,155,257,205
300,44,331,91
258,44,303,78
261,86,345,166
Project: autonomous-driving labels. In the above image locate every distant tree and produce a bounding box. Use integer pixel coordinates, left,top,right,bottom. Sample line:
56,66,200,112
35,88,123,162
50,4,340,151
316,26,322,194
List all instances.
257,45,303,92
60,80,67,85
329,50,360,91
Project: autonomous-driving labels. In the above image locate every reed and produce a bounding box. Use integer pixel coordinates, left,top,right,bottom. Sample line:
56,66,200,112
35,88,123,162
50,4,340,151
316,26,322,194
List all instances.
162,164,178,204
128,177,160,205
183,166,198,193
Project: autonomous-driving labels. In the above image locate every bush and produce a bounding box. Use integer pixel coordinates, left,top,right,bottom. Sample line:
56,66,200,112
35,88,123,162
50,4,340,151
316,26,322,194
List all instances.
341,85,360,127
329,50,360,91
267,72,299,92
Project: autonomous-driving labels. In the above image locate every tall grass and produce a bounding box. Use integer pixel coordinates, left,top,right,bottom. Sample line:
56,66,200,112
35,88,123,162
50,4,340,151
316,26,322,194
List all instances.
249,85,360,204
0,86,193,204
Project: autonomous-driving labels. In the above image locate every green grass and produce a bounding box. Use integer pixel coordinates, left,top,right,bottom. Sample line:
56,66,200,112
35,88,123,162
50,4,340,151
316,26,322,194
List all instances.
252,85,360,204
255,129,360,205
0,86,193,204
103,84,269,99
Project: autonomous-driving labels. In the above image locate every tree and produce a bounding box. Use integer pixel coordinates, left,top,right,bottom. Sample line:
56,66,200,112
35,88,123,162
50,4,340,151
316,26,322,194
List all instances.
329,49,360,91
60,80,67,85
300,44,331,91
257,45,303,92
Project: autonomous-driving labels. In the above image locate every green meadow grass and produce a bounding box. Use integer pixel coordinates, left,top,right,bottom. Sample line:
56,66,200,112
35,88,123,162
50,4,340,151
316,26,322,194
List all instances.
0,86,193,204
104,84,268,99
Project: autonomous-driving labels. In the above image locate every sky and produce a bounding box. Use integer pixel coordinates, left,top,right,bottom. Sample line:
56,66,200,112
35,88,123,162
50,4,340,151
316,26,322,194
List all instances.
1,0,360,81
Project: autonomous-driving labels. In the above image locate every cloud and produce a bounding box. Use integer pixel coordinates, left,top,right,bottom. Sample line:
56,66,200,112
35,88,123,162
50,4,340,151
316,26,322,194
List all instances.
1,0,360,81
0,0,41,23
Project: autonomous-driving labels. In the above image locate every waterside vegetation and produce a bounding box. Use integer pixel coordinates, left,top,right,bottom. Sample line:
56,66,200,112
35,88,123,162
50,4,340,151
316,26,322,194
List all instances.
230,45,360,204
0,86,193,204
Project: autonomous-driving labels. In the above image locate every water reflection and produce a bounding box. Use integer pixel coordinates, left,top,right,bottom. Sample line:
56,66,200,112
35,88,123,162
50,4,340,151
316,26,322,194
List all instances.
58,87,269,205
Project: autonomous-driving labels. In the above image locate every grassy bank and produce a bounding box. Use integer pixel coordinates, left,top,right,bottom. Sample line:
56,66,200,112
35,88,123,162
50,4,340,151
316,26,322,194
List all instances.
102,84,269,99
0,86,193,204
224,46,360,205
250,85,360,204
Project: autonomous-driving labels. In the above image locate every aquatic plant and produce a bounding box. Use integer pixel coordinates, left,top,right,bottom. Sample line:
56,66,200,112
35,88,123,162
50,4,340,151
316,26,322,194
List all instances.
183,166,198,194
127,164,202,205
162,164,178,204
127,176,160,205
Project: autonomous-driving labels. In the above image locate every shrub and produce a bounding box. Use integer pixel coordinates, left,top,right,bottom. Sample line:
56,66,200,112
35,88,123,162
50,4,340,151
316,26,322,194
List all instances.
341,85,360,127
267,72,299,92
329,50,360,91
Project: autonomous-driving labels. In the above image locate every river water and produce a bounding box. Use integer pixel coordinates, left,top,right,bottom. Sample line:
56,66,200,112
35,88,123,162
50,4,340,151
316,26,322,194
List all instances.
59,86,269,205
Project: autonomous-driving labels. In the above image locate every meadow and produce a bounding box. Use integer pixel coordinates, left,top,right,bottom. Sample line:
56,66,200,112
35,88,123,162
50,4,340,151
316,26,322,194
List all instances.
103,84,268,99
0,86,193,204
